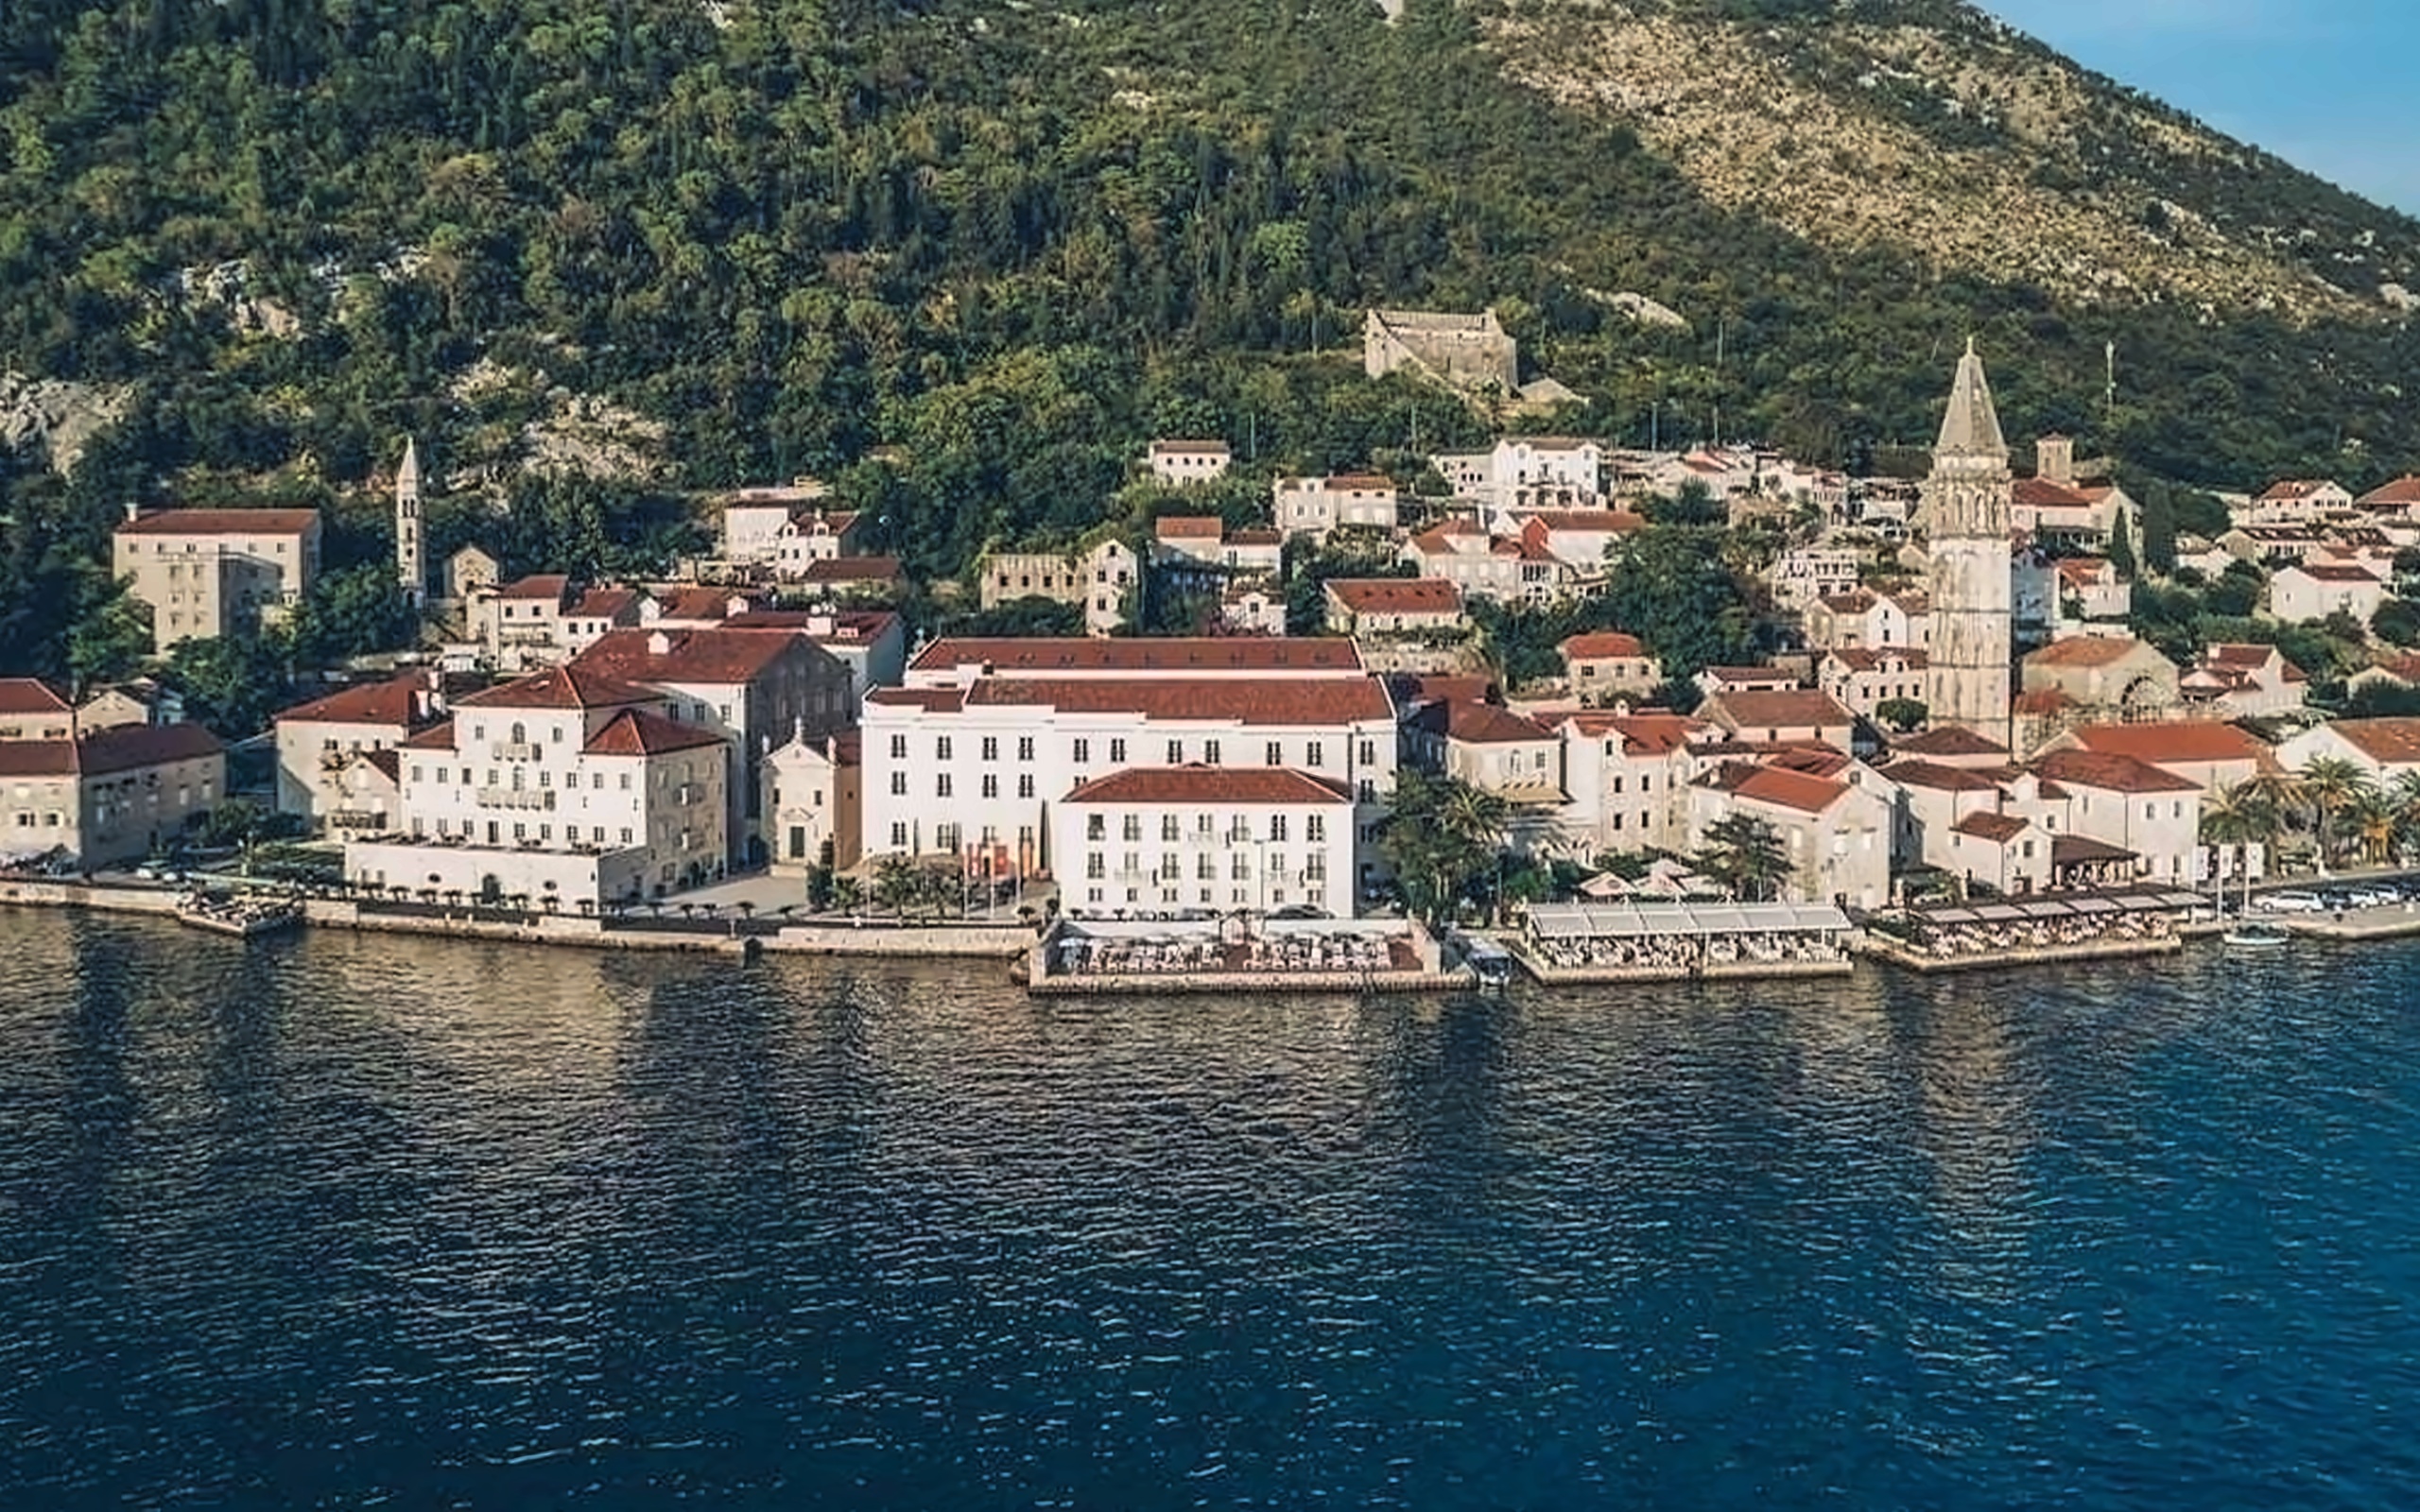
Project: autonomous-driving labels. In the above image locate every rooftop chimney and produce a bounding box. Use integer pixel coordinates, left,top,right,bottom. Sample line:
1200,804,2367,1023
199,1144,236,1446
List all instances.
648,629,672,656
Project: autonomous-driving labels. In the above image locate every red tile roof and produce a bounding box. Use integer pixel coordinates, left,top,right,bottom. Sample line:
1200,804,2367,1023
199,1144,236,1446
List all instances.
0,722,224,779
0,679,71,716
1561,631,1648,661
650,587,758,621
797,556,903,586
1518,509,1648,533
495,574,572,601
1325,472,1395,491
116,507,319,537
2258,479,2340,501
965,676,1394,726
583,709,727,757
1703,689,1852,730
1556,712,1704,754
2014,477,2095,508
2030,748,2200,794
2064,722,2272,766
275,674,435,729
2290,563,2385,583
2027,635,2153,668
1885,760,2007,793
1063,765,1351,806
911,637,1364,675
403,719,457,750
569,588,641,619
2357,476,2420,507
2013,687,2076,715
574,627,808,686
1326,577,1462,615
1710,761,1852,816
2316,718,2420,765
1824,645,1928,672
866,687,967,713
1150,438,1230,455
1409,699,1552,745
453,665,659,711
1952,812,2031,842
1154,515,1225,539
1890,726,2007,758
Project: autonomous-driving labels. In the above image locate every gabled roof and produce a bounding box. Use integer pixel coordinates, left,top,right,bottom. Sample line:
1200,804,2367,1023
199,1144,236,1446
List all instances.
275,674,435,730
2026,635,2154,669
1063,765,1351,806
1517,509,1647,533
1934,341,2008,459
2317,718,2420,765
911,637,1362,675
0,678,71,717
2287,562,2386,584
568,587,641,619
0,722,224,780
1888,759,2007,794
965,677,1394,726
866,687,967,713
2064,721,2272,766
1952,812,2031,843
2257,479,2342,501
1706,761,1853,816
2030,748,2200,795
1824,645,1927,672
1703,689,1853,730
1326,577,1462,615
2054,556,2115,583
116,507,320,537
1556,711,1703,754
495,574,572,602
1150,438,1231,455
1408,699,1552,746
1891,726,2009,759
583,709,727,757
575,627,808,686
2356,475,2420,507
1154,515,1225,540
796,556,903,585
2013,687,2076,715
1561,631,1648,661
2014,477,2096,508
403,719,457,750
453,664,658,711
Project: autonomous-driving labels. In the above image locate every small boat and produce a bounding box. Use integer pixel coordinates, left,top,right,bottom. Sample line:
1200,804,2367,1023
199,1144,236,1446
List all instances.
2222,920,2291,949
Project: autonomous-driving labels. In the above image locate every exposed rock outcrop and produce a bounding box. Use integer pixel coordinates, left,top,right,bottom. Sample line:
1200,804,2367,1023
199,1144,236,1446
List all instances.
0,372,133,474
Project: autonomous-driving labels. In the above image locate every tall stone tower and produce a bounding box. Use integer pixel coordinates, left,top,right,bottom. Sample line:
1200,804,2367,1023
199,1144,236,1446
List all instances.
1921,342,2014,749
395,436,424,610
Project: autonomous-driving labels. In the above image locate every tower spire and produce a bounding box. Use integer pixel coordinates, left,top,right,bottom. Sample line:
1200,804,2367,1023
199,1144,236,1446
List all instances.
395,435,425,610
1935,339,2008,461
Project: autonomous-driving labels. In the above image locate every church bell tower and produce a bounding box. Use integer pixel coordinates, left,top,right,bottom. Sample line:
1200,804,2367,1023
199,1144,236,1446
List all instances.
395,436,425,610
1920,342,2014,749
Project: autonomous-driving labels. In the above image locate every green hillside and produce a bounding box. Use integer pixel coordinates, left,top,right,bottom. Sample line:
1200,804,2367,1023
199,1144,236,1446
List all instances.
1,0,2416,677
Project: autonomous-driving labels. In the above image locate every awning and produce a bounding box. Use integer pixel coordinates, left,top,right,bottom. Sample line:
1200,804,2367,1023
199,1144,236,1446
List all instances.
2051,834,2136,866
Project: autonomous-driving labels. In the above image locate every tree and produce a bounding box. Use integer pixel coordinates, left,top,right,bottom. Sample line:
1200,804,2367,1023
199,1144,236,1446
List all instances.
2106,507,2137,578
1647,480,1724,528
1874,697,1927,732
1376,770,1508,927
2373,597,2420,648
1694,812,1791,902
2298,755,2374,867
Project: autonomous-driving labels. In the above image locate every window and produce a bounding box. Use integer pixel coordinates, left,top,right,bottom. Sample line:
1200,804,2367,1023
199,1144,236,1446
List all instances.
1204,740,1221,765
890,733,907,759
1162,815,1181,841
1122,815,1143,841
1017,775,1034,799
1266,741,1283,766
980,773,999,799
1166,740,1184,765
1073,739,1092,765
1232,853,1250,880
1198,854,1217,879
1306,741,1324,766
1110,739,1127,763
890,772,908,795
1085,852,1105,879
981,736,999,761
1306,815,1325,842
619,773,631,790
936,736,953,761
890,822,908,848
1087,815,1106,840
1358,738,1375,765
1611,776,1625,795
937,774,953,797
1017,736,1034,762
1270,815,1289,841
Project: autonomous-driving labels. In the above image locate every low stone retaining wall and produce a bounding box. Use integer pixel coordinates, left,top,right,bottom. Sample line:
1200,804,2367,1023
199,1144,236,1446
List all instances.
0,880,182,918
769,923,1029,957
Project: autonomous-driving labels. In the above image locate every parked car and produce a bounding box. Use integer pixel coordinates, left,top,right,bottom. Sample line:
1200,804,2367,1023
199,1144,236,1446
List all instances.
2256,890,2325,913
2344,884,2400,908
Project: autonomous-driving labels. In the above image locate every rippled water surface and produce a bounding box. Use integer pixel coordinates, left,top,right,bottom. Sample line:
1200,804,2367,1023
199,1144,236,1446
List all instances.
5,914,2420,1507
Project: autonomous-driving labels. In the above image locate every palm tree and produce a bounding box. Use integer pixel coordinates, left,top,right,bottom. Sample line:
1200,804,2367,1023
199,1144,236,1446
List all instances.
2298,756,2375,868
2349,791,2403,868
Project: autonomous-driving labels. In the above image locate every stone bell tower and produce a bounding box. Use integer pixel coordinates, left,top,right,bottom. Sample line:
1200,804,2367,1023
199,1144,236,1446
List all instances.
395,436,425,610
1920,341,2014,749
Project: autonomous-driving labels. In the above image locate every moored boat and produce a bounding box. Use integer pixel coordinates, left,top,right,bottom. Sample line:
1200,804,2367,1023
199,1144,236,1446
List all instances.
2222,919,2291,949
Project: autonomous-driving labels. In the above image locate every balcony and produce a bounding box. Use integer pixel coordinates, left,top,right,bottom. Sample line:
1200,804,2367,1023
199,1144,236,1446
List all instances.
475,787,555,812
492,741,542,762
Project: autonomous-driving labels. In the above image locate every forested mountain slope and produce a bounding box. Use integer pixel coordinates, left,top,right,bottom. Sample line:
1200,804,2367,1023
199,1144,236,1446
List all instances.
1,0,2417,675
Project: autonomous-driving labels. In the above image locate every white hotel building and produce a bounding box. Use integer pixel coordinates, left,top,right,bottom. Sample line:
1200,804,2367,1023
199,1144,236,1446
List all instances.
1057,767,1357,917
345,665,728,905
862,638,1397,909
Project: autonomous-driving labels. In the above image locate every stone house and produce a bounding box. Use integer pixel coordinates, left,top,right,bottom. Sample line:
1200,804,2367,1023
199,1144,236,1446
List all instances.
1558,632,1663,701
112,507,322,654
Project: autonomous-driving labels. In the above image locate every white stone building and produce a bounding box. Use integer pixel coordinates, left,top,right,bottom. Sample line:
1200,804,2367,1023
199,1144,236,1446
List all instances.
112,507,322,654
351,665,727,906
2271,562,2390,625
0,679,227,868
468,576,644,670
864,637,1394,902
1272,474,1400,540
1145,439,1232,487
977,540,1139,635
1057,766,1356,917
272,672,448,827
